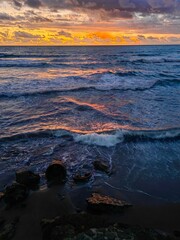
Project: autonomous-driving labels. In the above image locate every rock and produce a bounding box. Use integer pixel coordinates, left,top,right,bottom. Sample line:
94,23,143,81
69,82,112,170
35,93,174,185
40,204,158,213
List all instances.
134,226,171,240
16,169,40,189
93,160,110,173
3,183,28,207
73,172,92,183
41,213,175,240
87,193,132,213
41,217,172,240
72,225,171,240
74,232,92,240
45,160,67,184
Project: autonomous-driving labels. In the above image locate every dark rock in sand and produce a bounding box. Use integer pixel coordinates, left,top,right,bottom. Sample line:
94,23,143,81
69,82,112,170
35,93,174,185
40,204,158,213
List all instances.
87,193,132,213
132,226,173,240
45,160,66,184
93,160,110,173
73,172,92,183
3,183,28,206
73,225,173,240
41,214,173,240
16,169,40,189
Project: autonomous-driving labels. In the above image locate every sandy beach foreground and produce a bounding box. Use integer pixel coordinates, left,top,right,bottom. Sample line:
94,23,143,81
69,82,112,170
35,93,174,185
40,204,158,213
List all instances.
0,184,180,240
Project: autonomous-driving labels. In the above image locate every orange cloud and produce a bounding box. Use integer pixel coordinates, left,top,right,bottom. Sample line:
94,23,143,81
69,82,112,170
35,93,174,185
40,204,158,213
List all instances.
87,32,113,40
0,26,180,46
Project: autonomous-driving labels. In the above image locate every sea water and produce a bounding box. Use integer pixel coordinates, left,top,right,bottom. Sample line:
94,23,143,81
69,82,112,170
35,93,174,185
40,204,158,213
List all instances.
0,45,179,203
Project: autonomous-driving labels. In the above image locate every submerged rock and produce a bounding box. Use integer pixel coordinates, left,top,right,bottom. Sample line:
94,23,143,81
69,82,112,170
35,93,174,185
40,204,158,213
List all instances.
45,160,67,184
16,169,40,189
3,183,28,206
87,193,132,213
73,172,92,183
93,160,110,173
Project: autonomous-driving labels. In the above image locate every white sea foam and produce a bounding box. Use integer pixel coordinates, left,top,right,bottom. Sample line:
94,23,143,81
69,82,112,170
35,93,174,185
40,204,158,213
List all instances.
73,128,180,147
74,131,124,147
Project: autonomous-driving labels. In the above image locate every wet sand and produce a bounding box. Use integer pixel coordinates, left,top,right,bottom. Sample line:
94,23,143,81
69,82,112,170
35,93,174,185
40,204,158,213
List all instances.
0,185,180,240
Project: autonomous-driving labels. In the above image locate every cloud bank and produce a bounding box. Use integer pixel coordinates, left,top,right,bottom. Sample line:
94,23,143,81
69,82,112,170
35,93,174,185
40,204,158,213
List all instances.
0,0,179,45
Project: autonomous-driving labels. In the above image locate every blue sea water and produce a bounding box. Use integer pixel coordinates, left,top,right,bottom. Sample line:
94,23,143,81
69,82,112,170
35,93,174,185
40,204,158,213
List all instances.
0,45,180,203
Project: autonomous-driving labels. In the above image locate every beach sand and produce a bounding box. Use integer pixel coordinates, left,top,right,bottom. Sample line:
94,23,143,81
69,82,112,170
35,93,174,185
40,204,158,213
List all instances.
1,185,180,240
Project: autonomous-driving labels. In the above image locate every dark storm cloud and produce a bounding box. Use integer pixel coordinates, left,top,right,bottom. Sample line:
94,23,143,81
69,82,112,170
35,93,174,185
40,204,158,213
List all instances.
10,0,179,16
147,36,159,40
58,30,72,38
39,0,179,15
15,31,42,38
104,9,133,19
26,0,42,8
13,0,22,8
31,16,52,22
0,13,15,21
137,34,146,40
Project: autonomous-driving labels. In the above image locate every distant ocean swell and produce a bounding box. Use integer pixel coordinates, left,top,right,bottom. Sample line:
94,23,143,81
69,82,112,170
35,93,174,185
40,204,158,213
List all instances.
132,58,180,64
0,57,180,68
1,128,180,147
0,61,70,68
0,53,71,58
0,78,179,99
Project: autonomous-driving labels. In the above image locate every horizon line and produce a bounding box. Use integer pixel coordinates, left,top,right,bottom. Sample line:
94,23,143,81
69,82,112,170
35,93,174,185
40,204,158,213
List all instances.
0,44,179,47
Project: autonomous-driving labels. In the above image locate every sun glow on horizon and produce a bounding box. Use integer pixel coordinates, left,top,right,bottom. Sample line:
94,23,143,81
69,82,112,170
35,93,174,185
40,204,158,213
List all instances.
0,0,179,45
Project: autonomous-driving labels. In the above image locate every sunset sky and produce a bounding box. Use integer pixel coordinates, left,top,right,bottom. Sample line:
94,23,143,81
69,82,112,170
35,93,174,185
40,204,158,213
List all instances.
0,0,180,45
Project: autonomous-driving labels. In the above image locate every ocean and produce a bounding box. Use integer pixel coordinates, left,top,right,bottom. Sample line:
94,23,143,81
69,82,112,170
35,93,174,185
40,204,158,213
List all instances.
0,45,180,203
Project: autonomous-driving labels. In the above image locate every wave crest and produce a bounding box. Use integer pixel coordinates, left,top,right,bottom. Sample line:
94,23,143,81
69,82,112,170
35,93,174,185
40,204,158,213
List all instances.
1,128,180,147
74,132,123,147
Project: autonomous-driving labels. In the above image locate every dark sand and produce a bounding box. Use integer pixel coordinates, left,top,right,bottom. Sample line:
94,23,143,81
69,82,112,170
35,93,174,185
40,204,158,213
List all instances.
1,185,180,240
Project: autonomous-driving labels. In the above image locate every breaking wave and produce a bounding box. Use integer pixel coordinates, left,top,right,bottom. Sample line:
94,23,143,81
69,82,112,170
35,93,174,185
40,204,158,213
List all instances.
1,128,179,147
74,128,180,146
